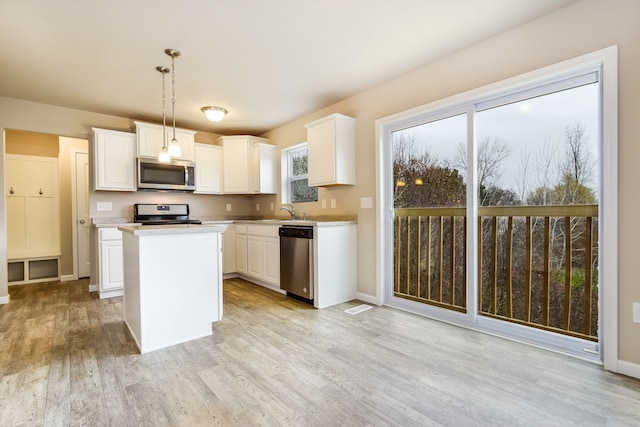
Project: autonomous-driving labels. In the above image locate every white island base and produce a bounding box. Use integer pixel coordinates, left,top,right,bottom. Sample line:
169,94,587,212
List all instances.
118,224,227,354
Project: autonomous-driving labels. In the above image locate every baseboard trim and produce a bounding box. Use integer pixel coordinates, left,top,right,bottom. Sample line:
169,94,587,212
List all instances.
60,274,76,282
234,274,285,294
99,288,123,299
355,292,380,306
88,284,98,292
618,359,640,380
0,294,10,304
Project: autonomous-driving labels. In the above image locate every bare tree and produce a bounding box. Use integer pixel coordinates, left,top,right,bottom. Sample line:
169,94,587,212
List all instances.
514,148,532,203
557,123,597,204
455,137,511,205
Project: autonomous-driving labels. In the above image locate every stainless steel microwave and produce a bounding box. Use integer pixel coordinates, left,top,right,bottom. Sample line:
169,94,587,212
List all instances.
137,158,196,191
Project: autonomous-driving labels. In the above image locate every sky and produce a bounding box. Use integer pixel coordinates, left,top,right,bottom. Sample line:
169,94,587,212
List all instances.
392,82,599,202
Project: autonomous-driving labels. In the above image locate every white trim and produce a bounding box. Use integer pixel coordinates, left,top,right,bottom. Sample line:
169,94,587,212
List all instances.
99,288,123,299
599,46,619,373
375,46,618,366
465,105,478,325
618,360,640,380
0,294,9,304
69,148,80,281
89,284,98,292
280,142,305,204
60,274,75,282
476,315,600,363
236,273,286,295
355,291,380,306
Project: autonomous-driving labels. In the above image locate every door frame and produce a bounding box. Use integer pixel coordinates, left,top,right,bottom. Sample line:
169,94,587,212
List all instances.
375,46,618,370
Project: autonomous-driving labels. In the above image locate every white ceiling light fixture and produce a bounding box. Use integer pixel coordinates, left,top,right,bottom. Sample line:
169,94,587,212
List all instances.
156,65,171,163
166,48,182,158
201,106,228,123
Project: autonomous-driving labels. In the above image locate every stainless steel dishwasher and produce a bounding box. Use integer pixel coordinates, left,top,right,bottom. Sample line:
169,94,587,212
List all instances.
279,225,314,301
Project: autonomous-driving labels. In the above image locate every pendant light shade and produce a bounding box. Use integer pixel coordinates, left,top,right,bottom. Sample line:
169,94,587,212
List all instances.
168,138,181,156
158,146,171,163
201,106,228,123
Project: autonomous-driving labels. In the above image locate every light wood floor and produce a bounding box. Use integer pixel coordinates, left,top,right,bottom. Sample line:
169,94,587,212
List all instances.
1,278,639,426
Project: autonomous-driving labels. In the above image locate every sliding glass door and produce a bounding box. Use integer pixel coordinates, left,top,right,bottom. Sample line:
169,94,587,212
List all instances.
383,67,602,360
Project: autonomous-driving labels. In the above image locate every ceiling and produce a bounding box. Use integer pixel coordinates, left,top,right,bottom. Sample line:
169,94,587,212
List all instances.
0,0,576,135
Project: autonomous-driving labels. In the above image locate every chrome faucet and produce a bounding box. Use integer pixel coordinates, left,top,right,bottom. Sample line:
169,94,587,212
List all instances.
280,204,296,220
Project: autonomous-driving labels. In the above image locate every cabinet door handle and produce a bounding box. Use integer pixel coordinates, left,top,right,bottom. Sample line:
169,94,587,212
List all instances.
9,186,14,195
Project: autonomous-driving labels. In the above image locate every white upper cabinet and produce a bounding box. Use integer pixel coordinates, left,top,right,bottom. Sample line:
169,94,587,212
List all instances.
218,136,277,194
134,121,196,161
304,113,356,186
92,128,137,191
194,143,223,194
250,143,277,194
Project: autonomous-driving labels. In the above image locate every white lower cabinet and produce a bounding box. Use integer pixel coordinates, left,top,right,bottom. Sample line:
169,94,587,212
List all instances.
221,223,236,274
313,224,357,308
235,224,280,288
235,225,248,274
262,237,280,285
247,236,262,278
98,227,124,299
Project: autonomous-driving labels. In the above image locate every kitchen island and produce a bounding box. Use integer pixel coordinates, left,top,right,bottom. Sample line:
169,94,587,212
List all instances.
118,223,228,353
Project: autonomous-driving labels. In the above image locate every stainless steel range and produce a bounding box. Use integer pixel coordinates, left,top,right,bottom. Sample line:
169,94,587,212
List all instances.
133,203,202,226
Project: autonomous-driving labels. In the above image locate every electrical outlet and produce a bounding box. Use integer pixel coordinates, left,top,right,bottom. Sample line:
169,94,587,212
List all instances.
633,302,640,323
322,199,327,209
331,199,336,209
256,203,260,211
361,197,373,209
270,202,274,211
226,204,232,212
97,202,112,212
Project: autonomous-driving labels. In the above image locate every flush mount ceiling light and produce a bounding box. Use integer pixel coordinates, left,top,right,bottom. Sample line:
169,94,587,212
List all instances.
201,106,228,123
166,48,182,158
156,65,171,163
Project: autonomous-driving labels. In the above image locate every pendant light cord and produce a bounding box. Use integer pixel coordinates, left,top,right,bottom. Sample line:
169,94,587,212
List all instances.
171,53,176,141
162,70,167,148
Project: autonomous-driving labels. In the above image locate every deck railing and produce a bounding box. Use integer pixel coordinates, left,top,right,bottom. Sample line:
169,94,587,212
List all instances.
394,205,599,341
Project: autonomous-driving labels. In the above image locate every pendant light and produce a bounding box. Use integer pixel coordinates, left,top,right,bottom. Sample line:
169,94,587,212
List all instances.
166,48,182,157
156,66,171,163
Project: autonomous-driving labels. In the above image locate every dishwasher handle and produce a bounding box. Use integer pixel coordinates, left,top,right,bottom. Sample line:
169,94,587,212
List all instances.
279,226,313,239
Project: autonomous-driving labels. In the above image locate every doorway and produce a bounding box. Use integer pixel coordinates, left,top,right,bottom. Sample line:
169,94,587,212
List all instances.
4,131,89,283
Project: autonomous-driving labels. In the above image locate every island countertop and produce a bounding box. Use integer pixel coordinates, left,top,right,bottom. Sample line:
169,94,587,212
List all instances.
118,223,229,236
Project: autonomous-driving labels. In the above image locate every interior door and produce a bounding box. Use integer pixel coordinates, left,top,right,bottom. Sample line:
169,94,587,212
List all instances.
75,151,90,278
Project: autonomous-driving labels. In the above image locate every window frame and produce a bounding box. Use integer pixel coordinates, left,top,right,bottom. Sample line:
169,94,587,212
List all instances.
281,142,318,204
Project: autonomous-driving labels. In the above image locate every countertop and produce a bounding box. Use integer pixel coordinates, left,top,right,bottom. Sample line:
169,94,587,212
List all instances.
230,219,356,227
93,215,357,228
118,223,229,236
